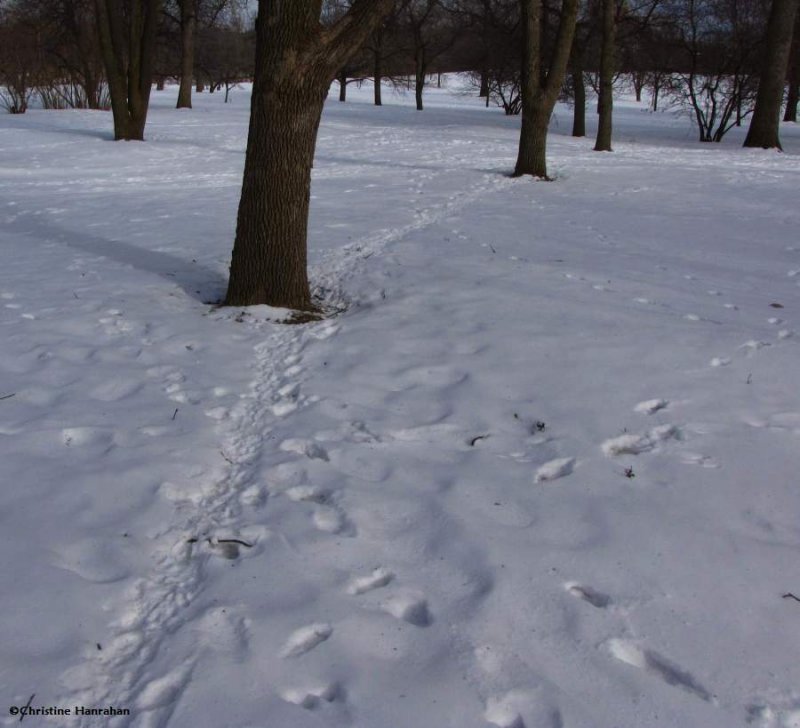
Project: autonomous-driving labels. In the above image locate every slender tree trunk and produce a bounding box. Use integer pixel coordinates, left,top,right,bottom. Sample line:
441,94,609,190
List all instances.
784,12,800,121
514,0,579,178
94,0,160,140
594,0,615,151
225,0,394,310
480,65,490,96
176,0,196,109
196,80,204,92
744,0,800,148
339,69,347,101
572,69,585,136
415,50,425,110
374,50,383,105
156,76,165,90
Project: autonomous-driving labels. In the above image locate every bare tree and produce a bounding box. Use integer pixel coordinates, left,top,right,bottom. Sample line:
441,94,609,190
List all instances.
743,0,800,147
666,0,764,142
224,0,395,310
94,0,162,140
513,0,579,179
0,5,41,113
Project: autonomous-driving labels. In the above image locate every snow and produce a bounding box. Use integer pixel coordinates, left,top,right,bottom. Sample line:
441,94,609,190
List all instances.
1,77,799,728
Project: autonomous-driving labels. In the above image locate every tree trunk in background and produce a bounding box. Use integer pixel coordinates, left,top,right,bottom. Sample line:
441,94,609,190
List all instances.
572,69,585,136
514,0,579,179
176,0,196,109
594,0,615,151
784,13,799,121
339,69,347,101
225,0,395,310
196,80,204,92
479,66,489,96
94,0,160,140
374,49,383,105
415,49,425,110
744,0,800,148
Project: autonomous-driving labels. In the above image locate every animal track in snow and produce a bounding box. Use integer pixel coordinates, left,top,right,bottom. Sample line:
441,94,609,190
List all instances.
739,340,771,354
280,623,333,658
281,682,340,710
634,398,669,415
383,593,431,626
565,582,611,608
679,451,718,468
607,639,713,702
312,505,351,535
285,485,330,504
347,567,394,595
485,688,563,728
601,424,679,456
534,457,576,483
279,438,329,461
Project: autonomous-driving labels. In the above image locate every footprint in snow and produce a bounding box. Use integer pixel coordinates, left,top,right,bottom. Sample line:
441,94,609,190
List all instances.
634,398,669,415
534,457,576,483
679,451,718,468
564,582,611,608
601,425,680,456
607,638,714,703
347,567,394,595
279,438,329,461
281,682,341,710
485,688,563,728
280,623,333,658
312,505,353,536
739,340,771,354
383,592,431,627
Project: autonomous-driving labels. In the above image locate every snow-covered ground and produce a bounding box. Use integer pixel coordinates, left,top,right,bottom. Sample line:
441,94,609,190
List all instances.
1,78,799,728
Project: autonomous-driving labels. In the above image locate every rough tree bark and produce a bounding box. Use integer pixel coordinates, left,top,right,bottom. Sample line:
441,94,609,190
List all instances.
743,0,800,148
176,0,197,109
225,0,395,310
94,0,161,140
514,0,579,179
594,0,615,151
784,12,799,122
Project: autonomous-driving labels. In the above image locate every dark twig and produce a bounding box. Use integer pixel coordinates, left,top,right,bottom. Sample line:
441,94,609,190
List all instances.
782,592,800,603
216,538,253,548
171,408,179,420
469,434,489,447
0,392,16,401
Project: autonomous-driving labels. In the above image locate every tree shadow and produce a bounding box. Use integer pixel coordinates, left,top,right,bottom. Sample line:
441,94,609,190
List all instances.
8,214,227,303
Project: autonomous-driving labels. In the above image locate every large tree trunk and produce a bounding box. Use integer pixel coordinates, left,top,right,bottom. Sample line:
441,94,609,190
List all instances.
94,0,160,140
514,0,579,179
176,0,196,109
594,0,615,151
225,0,394,310
572,69,586,136
784,13,800,122
744,0,800,148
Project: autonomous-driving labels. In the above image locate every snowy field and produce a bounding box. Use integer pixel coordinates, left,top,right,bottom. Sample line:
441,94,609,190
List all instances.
1,78,800,728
